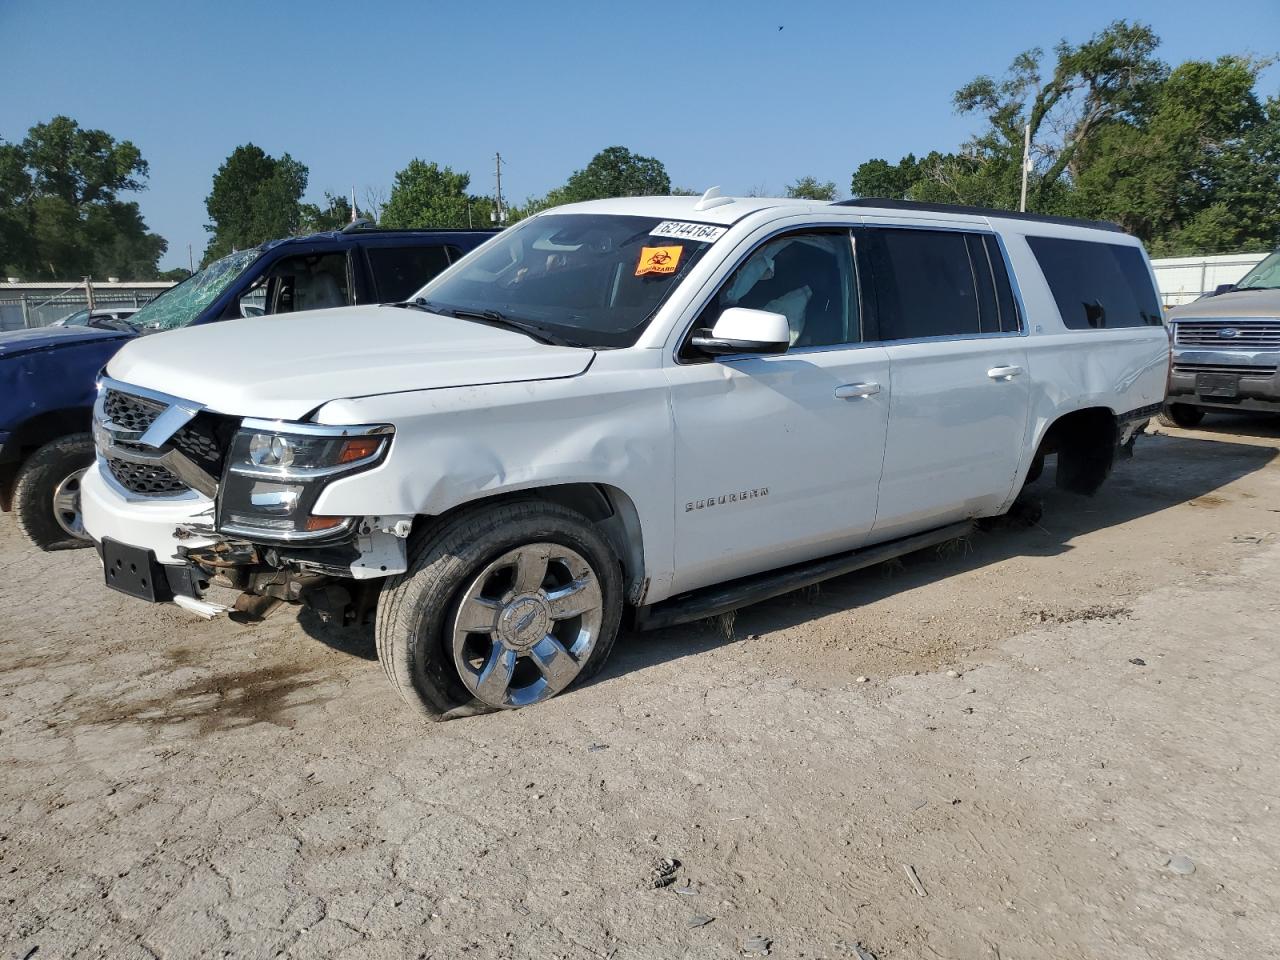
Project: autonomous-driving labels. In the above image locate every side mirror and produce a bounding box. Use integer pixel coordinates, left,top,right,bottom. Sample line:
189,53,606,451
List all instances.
690,307,790,356
1211,283,1236,297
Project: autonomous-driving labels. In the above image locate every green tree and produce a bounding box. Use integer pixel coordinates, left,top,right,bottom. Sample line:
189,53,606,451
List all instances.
850,155,922,199
203,144,308,262
0,116,167,280
785,176,838,200
380,159,492,229
846,22,1280,255
557,146,671,202
1073,56,1277,251
299,192,356,232
950,20,1165,210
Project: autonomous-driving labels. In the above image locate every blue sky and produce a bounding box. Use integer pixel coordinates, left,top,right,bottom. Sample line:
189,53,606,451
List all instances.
3,0,1277,271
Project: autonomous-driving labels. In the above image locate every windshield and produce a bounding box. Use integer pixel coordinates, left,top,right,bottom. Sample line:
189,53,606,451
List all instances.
412,213,721,347
129,248,263,332
1235,251,1280,291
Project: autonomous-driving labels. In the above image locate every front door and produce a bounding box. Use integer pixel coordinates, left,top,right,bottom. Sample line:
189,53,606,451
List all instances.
859,227,1032,539
666,230,892,595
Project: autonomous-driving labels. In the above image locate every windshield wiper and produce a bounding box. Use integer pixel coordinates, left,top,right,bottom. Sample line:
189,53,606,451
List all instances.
385,298,584,348
384,298,435,312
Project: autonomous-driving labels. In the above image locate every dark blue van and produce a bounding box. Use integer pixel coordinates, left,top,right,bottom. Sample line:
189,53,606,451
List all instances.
0,226,495,550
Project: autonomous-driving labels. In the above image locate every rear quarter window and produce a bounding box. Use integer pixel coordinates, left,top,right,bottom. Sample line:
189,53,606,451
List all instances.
1026,236,1162,329
365,244,453,302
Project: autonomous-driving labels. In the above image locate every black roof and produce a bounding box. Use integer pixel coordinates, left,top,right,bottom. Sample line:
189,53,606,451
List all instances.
832,198,1124,234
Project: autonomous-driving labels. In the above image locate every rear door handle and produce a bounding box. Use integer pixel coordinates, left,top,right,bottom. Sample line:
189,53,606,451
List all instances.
987,365,1024,381
834,382,881,400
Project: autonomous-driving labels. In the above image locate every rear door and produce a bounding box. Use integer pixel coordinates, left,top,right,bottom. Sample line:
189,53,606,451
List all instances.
362,242,455,303
862,227,1031,539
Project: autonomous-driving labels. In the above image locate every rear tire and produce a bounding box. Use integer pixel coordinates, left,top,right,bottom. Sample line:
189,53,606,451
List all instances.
13,433,95,551
376,500,623,720
1157,403,1205,428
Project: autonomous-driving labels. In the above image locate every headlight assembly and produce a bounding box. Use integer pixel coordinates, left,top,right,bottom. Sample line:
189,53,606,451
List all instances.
217,419,393,541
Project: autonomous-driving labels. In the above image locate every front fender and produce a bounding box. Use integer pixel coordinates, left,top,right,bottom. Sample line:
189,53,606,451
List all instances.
309,362,676,600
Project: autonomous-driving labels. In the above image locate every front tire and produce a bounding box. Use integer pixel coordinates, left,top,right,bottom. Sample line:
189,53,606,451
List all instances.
1158,403,1205,428
13,434,95,551
376,500,623,719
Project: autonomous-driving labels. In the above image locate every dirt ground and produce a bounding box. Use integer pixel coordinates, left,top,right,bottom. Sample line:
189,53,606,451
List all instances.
3,417,1280,960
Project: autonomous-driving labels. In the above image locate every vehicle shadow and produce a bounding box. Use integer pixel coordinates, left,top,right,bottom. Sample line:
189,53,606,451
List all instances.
598,430,1277,682
1174,410,1280,442
296,431,1276,690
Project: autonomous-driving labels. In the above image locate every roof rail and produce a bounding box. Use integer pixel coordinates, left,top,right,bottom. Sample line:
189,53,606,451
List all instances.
341,218,376,233
832,198,1124,233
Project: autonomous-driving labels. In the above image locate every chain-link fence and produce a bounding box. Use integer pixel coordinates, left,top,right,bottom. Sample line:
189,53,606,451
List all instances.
0,289,169,331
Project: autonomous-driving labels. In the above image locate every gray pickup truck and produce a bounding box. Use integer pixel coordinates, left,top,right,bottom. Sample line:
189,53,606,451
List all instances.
1163,249,1280,427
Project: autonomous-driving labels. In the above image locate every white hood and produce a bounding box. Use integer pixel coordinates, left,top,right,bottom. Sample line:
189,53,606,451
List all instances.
106,305,596,421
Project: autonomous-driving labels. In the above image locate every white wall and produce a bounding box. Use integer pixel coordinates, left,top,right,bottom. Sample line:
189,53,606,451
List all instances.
1150,252,1267,307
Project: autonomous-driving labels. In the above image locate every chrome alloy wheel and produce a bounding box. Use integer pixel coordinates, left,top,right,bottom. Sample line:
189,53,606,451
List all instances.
451,542,603,709
52,467,89,540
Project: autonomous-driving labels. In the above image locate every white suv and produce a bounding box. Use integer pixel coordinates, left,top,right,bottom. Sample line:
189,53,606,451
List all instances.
82,193,1169,718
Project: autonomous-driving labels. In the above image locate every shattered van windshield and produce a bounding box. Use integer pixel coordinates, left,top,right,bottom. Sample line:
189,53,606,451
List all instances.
130,248,262,332
412,213,719,347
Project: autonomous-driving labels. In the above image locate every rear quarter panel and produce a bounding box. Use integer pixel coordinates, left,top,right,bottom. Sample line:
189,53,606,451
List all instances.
1001,229,1169,467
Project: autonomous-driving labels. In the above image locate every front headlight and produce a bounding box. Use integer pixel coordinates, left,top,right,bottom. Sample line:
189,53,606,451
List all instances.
217,419,393,541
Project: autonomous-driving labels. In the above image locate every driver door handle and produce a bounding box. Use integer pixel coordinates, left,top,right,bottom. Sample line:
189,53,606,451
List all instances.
987,365,1024,381
834,382,881,400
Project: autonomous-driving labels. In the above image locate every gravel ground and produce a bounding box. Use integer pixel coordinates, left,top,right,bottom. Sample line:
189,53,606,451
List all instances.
2,418,1280,959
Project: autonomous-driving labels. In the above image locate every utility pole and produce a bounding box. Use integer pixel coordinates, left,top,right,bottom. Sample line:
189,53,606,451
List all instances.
493,152,505,226
1019,123,1032,213
351,185,359,223
188,244,194,273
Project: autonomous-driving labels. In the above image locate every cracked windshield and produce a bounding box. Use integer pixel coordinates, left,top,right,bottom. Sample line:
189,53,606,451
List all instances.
128,247,261,331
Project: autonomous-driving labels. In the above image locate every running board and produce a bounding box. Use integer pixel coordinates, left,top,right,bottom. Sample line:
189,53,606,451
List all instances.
634,520,976,632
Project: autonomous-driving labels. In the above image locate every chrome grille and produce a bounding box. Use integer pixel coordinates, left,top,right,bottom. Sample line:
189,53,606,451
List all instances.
103,389,166,434
107,457,189,495
1174,321,1280,348
1173,362,1277,377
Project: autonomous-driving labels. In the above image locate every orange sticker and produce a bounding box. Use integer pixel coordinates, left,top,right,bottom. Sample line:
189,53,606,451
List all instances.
635,245,683,276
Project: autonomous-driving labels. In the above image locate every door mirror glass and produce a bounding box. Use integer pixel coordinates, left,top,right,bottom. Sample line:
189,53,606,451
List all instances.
690,307,791,356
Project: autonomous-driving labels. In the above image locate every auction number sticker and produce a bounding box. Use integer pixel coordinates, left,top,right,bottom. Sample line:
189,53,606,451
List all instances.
650,220,727,243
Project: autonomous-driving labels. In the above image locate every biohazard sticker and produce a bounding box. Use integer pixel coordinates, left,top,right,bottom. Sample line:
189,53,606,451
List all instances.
650,220,727,243
636,245,683,276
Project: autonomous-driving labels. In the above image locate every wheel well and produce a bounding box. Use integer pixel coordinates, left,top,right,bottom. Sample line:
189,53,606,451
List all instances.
1,407,93,511
1034,407,1118,495
421,483,648,605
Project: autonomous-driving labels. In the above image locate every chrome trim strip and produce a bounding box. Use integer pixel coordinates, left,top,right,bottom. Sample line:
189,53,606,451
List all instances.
98,375,199,411
95,454,206,504
238,418,394,437
218,517,356,543
1170,348,1280,368
139,403,202,448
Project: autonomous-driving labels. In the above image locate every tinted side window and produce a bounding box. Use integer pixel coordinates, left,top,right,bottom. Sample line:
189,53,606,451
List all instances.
1026,236,1162,329
366,245,452,302
984,235,1021,333
696,231,859,349
867,229,982,340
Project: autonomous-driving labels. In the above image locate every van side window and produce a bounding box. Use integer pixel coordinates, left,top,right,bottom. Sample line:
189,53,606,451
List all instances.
366,245,452,303
865,229,983,340
1026,236,1162,329
693,231,858,353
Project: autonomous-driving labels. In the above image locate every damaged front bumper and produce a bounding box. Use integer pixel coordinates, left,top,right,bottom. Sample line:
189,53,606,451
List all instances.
81,461,411,618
